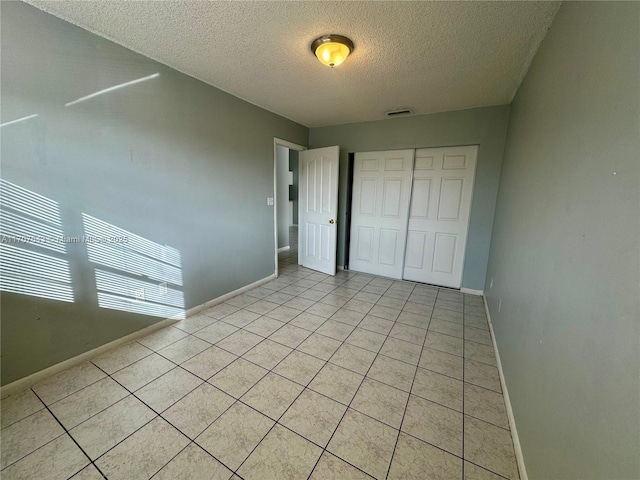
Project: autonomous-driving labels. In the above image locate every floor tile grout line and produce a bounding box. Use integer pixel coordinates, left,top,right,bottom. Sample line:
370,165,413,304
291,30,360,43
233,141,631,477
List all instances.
383,287,435,480
462,292,467,480
302,279,421,480
29,388,109,479
89,361,243,478
301,282,398,479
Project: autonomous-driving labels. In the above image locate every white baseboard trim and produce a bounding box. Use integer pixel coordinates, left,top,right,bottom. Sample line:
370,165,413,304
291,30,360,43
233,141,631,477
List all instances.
461,287,483,296
277,246,290,252
1,273,276,399
483,294,528,480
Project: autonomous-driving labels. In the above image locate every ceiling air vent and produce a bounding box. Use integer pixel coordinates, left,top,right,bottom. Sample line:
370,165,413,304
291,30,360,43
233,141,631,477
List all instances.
386,108,413,117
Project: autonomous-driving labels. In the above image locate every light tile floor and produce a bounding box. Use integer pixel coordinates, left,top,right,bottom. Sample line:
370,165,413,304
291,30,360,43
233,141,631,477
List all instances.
0,227,520,480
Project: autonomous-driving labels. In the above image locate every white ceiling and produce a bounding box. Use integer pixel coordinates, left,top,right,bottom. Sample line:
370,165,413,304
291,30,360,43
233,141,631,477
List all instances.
25,1,560,128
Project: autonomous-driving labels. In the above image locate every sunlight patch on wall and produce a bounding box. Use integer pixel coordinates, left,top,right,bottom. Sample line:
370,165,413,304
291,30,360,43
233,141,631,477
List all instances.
0,179,74,302
82,214,185,319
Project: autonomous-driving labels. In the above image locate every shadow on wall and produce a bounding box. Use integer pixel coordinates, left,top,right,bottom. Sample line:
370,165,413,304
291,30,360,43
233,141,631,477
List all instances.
0,179,185,319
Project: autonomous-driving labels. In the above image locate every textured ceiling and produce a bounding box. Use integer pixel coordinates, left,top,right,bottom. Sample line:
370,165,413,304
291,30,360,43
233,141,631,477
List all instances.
24,1,560,127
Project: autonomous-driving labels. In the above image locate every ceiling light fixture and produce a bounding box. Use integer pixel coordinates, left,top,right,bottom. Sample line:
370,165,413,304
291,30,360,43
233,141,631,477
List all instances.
311,35,354,68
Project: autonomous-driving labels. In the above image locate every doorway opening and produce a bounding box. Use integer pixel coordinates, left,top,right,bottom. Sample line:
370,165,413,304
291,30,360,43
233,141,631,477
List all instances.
273,138,305,278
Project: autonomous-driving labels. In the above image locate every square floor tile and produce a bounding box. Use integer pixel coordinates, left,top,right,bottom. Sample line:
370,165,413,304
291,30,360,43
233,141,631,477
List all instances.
309,452,372,480
464,314,489,330
91,342,153,375
280,389,347,447
344,299,375,314
209,358,268,398
412,367,463,411
464,384,509,429
402,395,462,456
244,316,285,337
244,299,280,315
388,432,462,480
351,378,408,428
429,318,464,338
464,461,506,480
389,323,427,345
298,289,329,301
242,339,293,369
0,389,44,429
162,383,235,439
432,308,463,324
70,464,104,479
202,303,240,319
111,353,175,392
367,355,417,392
174,313,217,334
1,409,63,469
154,443,234,480
345,328,386,352
49,377,128,429
216,329,263,356
330,308,366,326
285,297,317,311
380,337,422,365
134,367,202,412
222,309,261,328
269,324,313,348
465,305,486,318
465,326,493,346
197,401,274,470
309,363,364,405
266,305,301,322
359,315,395,335
306,302,341,318
425,331,464,357
397,311,430,329
465,359,502,393
264,292,296,305
96,417,189,480
377,296,406,310
181,346,237,380
238,424,322,480
158,335,211,364
320,293,350,307
402,301,432,316
464,416,519,479
297,333,342,360
193,321,239,344
1,434,88,480
436,299,464,313
465,341,497,367
420,347,464,380
225,294,259,308
241,372,303,420
329,343,377,375
288,312,327,331
32,362,106,405
272,350,326,386
368,304,401,322
327,409,397,480
138,327,189,351
69,395,156,460
315,319,356,341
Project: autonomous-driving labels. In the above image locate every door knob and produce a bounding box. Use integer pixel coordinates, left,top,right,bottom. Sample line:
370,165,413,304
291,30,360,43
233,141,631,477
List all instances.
329,219,336,224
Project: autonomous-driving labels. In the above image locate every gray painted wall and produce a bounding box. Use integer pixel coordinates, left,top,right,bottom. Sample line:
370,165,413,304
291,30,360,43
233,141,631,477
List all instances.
485,2,639,478
310,106,510,290
276,145,290,248
0,2,307,385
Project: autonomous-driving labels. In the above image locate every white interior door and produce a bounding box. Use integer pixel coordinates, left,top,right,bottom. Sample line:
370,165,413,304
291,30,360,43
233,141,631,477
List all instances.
403,146,478,288
298,146,339,275
348,150,414,279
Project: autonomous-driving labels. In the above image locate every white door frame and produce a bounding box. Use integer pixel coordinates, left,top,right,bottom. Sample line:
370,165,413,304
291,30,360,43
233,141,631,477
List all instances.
273,138,306,278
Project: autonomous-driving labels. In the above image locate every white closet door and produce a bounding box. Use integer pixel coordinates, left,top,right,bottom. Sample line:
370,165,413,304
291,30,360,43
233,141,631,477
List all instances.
403,146,477,288
348,150,414,279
